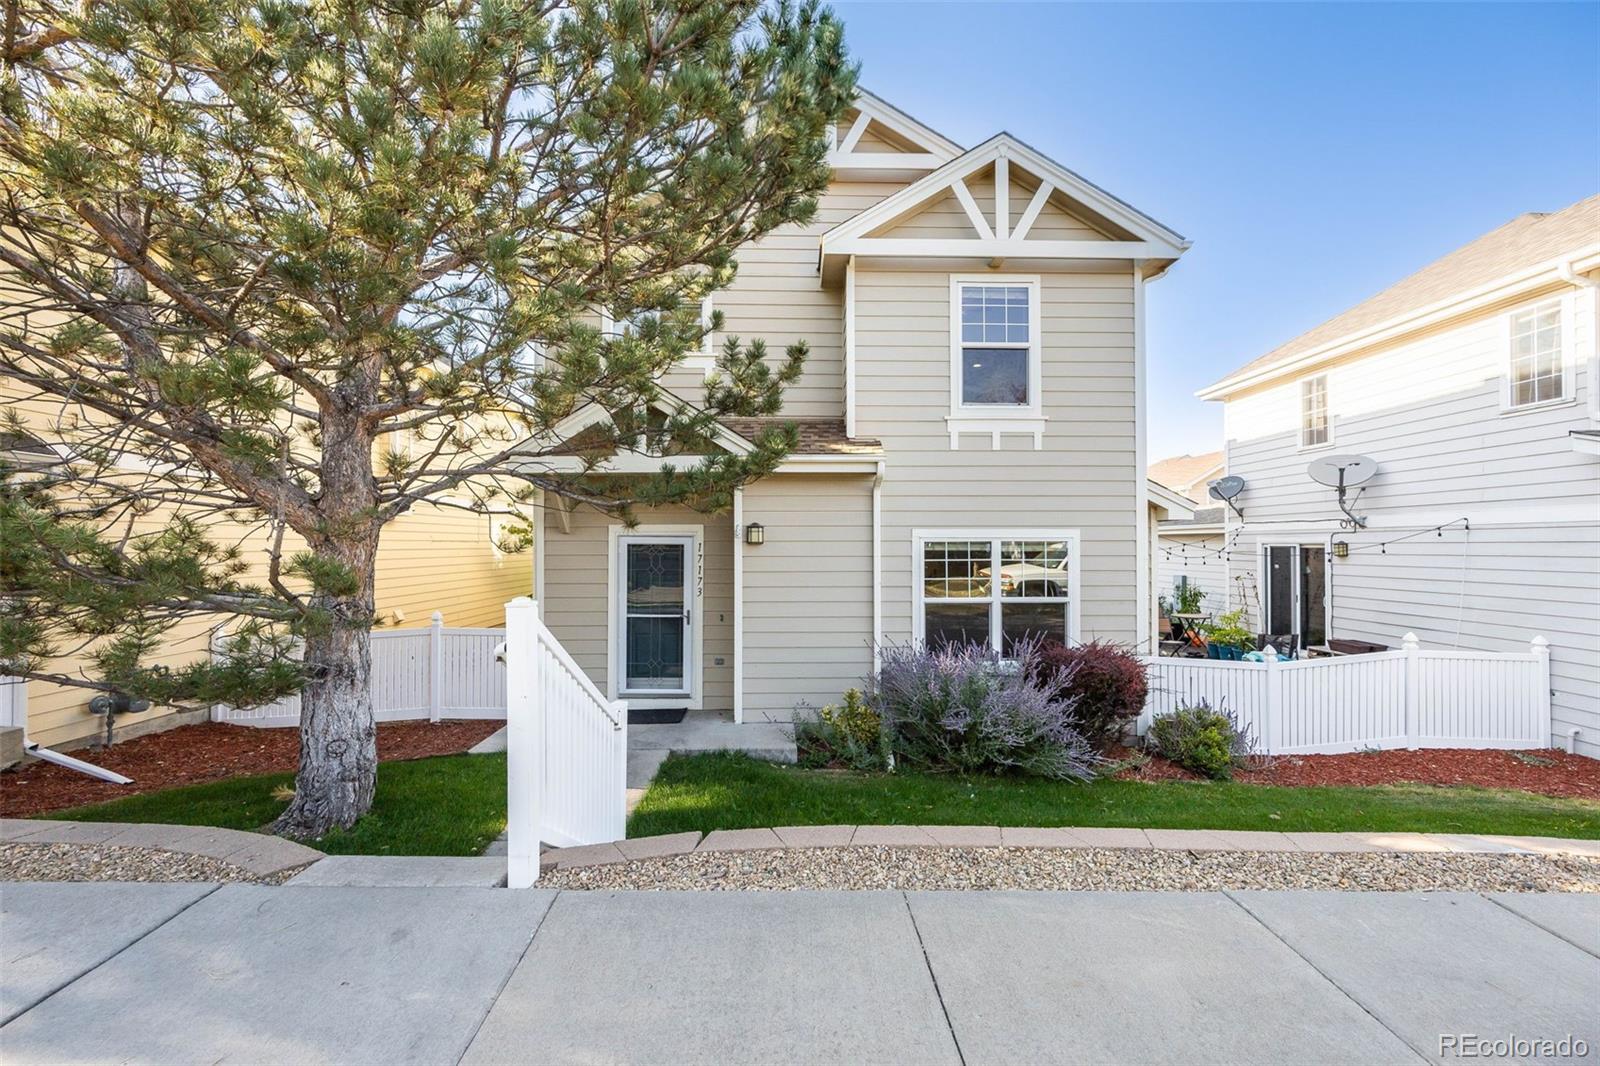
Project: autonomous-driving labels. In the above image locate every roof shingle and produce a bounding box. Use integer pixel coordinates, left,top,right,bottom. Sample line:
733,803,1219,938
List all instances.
719,417,883,456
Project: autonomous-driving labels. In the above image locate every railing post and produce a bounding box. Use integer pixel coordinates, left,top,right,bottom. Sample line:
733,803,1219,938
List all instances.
429,611,444,724
613,699,629,841
1402,632,1419,750
505,597,542,888
1530,635,1551,747
1260,644,1279,755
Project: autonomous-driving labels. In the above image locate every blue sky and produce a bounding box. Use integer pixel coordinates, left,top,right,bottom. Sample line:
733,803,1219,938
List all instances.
830,1,1600,459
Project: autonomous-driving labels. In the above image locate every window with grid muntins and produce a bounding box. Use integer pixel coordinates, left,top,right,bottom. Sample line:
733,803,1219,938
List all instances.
920,536,1073,655
1301,374,1329,447
959,284,1031,406
1509,301,1564,407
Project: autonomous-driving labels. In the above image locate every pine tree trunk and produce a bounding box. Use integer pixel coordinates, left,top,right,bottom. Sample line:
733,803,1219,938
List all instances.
271,591,378,838
271,412,382,839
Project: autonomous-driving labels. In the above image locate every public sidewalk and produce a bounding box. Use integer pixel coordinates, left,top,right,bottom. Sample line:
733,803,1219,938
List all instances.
2,882,1595,1064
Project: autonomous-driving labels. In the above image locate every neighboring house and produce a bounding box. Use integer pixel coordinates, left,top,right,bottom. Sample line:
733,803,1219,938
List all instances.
1148,450,1224,503
1154,504,1228,615
1199,193,1600,756
535,90,1190,722
1,398,534,749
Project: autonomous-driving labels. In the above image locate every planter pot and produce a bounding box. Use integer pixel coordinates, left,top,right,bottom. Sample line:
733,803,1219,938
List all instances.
1206,643,1246,661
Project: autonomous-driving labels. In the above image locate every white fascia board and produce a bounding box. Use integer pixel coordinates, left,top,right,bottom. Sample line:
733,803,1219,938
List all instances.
849,89,964,159
822,133,1189,253
1199,245,1600,401
1158,522,1225,535
535,453,884,475
828,237,1181,260
1147,478,1197,520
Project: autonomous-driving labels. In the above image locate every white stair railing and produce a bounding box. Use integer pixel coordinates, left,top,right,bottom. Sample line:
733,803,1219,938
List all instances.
504,597,628,888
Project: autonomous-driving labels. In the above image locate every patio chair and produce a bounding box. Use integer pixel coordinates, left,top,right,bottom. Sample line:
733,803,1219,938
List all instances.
1256,633,1299,658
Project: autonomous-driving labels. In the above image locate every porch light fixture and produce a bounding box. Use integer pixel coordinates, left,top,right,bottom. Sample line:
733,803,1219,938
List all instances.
1332,540,1349,559
744,522,765,546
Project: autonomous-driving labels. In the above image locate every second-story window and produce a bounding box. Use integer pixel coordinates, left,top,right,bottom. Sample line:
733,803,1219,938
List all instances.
1300,374,1330,448
954,280,1040,410
1508,299,1565,408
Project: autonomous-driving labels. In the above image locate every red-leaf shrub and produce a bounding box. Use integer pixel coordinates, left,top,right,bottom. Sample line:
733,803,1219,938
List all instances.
1032,640,1149,749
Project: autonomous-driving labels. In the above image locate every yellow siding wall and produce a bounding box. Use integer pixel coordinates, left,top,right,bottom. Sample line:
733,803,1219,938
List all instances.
17,499,531,749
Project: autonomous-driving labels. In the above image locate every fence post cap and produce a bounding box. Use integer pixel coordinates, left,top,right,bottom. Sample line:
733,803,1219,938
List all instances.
1261,644,1279,662
507,596,536,609
1402,632,1420,649
431,610,443,624
1530,634,1550,651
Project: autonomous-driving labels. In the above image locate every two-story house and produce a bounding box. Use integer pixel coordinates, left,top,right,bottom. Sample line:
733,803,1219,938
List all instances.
531,91,1191,723
1199,194,1599,757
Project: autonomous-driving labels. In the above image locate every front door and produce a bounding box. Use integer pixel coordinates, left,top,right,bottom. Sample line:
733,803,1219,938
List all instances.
618,535,694,697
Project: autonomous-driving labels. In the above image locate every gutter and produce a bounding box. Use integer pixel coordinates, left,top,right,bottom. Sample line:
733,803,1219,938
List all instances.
1199,245,1600,401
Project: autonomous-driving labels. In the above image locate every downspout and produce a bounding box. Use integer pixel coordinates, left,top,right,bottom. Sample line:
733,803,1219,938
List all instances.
871,461,884,673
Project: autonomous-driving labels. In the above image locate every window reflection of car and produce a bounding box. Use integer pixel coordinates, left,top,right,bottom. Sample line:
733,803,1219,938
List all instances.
991,546,1069,597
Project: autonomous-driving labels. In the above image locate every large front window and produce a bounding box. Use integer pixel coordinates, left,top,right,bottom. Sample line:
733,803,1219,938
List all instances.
919,533,1077,655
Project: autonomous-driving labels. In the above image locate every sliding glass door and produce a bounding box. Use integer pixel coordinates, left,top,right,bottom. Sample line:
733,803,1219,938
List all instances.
1263,544,1328,648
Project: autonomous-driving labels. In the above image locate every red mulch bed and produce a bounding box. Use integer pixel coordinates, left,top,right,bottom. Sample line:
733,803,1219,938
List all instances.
0,719,502,818
1114,746,1600,800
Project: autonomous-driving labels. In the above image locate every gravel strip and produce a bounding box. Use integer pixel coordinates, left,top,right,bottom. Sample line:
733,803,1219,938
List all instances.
543,846,1600,893
0,842,308,885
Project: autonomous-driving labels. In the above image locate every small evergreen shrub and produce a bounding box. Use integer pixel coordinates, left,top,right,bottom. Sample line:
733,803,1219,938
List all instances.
793,688,887,770
1146,700,1255,780
1032,640,1148,749
870,639,1098,781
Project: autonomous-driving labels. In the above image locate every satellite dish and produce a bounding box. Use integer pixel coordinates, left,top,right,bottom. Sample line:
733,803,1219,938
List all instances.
1207,476,1245,501
1206,475,1246,520
1307,454,1378,529
1307,454,1379,488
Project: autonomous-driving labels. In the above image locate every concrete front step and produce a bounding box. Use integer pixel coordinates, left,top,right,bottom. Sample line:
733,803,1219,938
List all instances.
537,825,1600,870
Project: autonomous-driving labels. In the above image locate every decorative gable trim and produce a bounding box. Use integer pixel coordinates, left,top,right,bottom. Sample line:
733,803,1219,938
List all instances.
826,90,963,180
821,132,1190,276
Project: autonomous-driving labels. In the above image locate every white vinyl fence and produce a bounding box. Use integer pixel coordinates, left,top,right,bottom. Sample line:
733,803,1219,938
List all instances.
504,597,627,887
211,612,506,726
1140,633,1552,755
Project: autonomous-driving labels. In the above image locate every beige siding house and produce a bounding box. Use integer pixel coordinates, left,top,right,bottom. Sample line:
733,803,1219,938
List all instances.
531,92,1190,722
1199,194,1600,756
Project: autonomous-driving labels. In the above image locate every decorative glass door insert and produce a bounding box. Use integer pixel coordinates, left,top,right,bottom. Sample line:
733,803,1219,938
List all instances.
620,537,692,694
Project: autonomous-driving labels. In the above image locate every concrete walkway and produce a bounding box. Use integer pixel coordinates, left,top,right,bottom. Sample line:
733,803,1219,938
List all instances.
2,882,1595,1064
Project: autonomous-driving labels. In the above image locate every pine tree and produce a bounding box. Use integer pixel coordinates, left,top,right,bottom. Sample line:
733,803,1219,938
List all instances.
0,0,856,837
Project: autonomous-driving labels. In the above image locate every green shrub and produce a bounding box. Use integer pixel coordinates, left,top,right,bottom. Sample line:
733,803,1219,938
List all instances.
1146,701,1255,780
1203,609,1254,651
794,688,887,770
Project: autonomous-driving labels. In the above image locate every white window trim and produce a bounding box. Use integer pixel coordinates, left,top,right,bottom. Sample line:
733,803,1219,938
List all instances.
1500,293,1577,414
911,528,1082,654
947,275,1046,449
1585,282,1600,423
1297,373,1333,451
601,298,716,376
606,523,705,710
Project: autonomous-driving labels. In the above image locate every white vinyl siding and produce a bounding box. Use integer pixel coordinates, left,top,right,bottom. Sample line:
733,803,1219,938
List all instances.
1155,532,1230,615
1221,274,1600,756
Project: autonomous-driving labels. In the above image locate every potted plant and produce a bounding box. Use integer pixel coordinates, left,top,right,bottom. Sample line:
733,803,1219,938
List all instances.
1203,608,1254,660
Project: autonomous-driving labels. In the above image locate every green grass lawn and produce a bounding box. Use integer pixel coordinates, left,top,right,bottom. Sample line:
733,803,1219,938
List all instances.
627,752,1600,840
48,752,506,856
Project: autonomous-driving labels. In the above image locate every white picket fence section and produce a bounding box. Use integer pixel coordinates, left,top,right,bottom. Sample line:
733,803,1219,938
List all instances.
210,612,506,726
1140,633,1552,755
504,597,628,887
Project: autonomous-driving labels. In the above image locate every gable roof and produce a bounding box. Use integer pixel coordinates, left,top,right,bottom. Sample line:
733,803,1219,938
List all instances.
826,89,963,182
825,132,1190,257
1148,451,1224,500
1202,193,1600,399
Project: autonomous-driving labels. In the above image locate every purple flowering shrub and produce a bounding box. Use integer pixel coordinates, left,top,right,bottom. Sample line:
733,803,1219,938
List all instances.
868,639,1099,781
